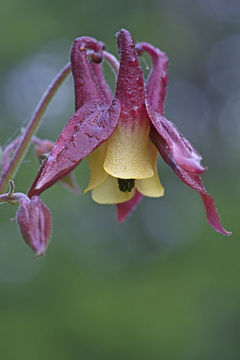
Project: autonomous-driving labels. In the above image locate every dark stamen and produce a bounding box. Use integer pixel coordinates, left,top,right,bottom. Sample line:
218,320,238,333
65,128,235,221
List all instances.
118,178,135,193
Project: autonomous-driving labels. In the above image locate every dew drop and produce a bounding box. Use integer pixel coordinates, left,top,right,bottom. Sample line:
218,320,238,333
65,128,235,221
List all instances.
137,77,143,86
77,79,84,86
121,110,128,119
125,90,132,98
131,106,139,118
162,75,168,85
128,56,138,67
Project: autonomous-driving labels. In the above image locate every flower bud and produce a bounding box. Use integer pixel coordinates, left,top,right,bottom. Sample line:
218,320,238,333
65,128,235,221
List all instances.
16,196,52,256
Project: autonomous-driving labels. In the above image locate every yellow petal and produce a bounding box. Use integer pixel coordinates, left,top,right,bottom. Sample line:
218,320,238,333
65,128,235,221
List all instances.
136,144,164,197
91,175,135,204
84,143,108,193
103,118,154,179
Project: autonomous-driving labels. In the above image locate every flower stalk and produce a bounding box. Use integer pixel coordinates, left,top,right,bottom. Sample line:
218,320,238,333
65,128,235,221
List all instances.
0,63,71,194
0,180,28,205
102,50,119,74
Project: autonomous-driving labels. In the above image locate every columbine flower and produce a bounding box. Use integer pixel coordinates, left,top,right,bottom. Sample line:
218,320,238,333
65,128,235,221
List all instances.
16,195,52,256
28,29,230,235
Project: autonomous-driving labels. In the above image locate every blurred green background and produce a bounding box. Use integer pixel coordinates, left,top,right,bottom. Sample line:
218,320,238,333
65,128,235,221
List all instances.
0,0,239,359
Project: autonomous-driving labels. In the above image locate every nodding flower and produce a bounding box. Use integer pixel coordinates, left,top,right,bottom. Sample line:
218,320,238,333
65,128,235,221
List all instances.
28,29,230,236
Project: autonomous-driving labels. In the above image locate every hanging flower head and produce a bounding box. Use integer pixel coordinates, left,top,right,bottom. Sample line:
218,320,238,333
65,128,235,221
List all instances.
27,29,230,236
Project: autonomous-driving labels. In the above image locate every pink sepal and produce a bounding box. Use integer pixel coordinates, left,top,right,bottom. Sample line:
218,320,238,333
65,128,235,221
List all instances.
90,61,113,104
150,126,231,236
71,37,105,110
116,29,145,117
28,99,120,197
148,106,205,175
136,42,168,115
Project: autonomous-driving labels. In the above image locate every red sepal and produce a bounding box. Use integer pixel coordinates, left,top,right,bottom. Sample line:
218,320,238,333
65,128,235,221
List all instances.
148,106,205,175
90,61,113,104
71,37,105,110
136,42,168,115
116,29,145,116
28,99,120,197
150,126,231,236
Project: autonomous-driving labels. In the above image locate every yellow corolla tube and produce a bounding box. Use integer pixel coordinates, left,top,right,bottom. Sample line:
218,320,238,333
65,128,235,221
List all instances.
84,124,164,204
84,143,108,194
103,120,154,179
136,143,164,197
85,142,135,204
91,175,135,204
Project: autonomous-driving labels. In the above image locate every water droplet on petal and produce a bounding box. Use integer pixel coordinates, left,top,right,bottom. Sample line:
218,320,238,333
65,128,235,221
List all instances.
137,77,143,86
125,90,132,98
121,110,128,119
162,75,168,85
129,56,138,67
131,106,139,118
77,79,84,86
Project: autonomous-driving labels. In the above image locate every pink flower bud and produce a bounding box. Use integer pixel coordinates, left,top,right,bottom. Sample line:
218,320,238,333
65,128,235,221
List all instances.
16,196,52,256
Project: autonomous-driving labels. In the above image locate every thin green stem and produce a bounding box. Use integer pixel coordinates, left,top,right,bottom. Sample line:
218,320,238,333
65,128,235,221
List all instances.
0,63,71,193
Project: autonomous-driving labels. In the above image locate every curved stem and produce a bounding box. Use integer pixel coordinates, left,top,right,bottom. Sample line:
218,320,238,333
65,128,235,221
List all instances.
1,136,20,173
103,50,119,74
0,192,28,205
0,180,29,205
87,50,119,74
0,51,119,194
0,63,71,193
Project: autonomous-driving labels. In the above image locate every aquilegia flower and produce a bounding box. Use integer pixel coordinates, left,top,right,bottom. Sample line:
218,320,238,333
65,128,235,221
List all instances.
28,29,230,235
